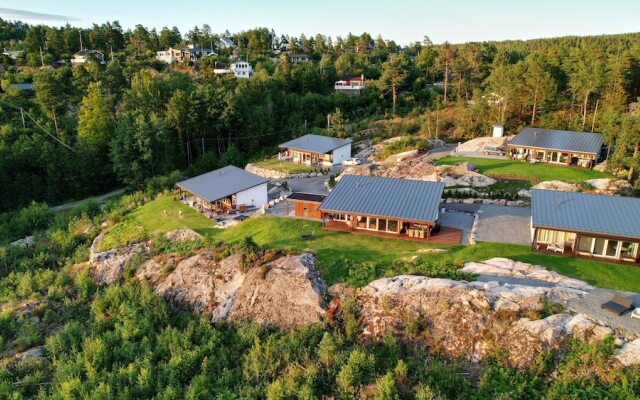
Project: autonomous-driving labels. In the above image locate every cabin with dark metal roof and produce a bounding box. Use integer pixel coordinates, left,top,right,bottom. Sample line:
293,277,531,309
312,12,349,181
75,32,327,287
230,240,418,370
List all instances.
176,166,268,212
279,134,352,166
507,127,604,168
317,175,458,242
531,189,640,263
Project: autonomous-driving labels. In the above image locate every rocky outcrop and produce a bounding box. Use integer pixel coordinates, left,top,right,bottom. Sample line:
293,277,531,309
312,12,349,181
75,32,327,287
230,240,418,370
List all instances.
342,157,496,187
456,136,509,153
462,258,594,290
533,180,579,192
14,346,45,361
135,252,327,327
615,338,640,366
89,233,147,285
356,275,609,367
585,178,632,195
164,228,202,242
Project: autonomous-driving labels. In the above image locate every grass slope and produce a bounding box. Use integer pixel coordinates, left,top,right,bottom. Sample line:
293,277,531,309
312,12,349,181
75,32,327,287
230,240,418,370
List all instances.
98,195,217,251
436,156,611,182
101,196,640,291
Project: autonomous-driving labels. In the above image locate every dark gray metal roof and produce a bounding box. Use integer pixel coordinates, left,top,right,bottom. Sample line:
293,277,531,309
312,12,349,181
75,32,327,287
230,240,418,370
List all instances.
319,175,445,222
279,134,352,154
508,127,603,154
288,192,326,202
531,189,640,239
176,166,268,202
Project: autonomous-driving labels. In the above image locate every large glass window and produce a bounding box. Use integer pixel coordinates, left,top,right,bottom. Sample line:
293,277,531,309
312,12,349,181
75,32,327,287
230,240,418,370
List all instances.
577,236,594,252
621,242,639,259
387,220,398,233
356,216,366,229
377,219,387,231
537,229,575,245
559,153,569,163
606,240,620,257
593,238,606,256
367,217,378,230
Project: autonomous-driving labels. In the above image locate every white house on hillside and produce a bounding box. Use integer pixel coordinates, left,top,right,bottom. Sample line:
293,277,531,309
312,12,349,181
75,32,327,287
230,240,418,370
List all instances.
289,53,310,64
218,37,236,49
156,47,183,64
71,50,105,65
231,61,252,78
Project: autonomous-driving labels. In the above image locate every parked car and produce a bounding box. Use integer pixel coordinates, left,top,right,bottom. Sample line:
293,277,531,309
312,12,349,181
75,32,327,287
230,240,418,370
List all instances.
483,146,505,156
342,158,362,166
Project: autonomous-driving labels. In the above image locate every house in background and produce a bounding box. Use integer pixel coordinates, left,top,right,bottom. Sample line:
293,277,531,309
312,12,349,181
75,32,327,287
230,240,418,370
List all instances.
71,50,105,65
213,61,253,79
318,175,457,242
183,46,215,61
217,37,236,49
156,47,183,64
289,53,310,64
286,193,326,220
278,134,352,166
507,128,603,168
335,75,366,95
176,165,268,212
2,50,23,60
531,189,640,264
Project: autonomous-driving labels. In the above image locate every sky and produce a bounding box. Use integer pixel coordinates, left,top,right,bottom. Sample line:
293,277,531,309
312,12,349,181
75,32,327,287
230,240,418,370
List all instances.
1,0,639,45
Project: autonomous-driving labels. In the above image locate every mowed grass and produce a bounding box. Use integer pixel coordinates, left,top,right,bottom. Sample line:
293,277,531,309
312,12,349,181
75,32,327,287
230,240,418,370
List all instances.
214,216,640,291
436,156,611,182
98,195,217,251
252,158,320,174
100,196,640,291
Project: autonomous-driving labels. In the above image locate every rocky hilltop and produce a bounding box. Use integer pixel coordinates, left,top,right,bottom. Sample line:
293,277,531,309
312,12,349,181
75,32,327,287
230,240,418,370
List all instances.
88,230,640,367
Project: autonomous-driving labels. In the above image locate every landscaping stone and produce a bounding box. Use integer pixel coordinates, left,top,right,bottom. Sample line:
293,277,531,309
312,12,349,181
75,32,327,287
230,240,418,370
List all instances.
245,163,289,179
615,339,640,366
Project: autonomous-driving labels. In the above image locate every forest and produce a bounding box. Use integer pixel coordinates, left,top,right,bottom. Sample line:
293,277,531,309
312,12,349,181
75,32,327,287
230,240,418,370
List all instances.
1,19,640,212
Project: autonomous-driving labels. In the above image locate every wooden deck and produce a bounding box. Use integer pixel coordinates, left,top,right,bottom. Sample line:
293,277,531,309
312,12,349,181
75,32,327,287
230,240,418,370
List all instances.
324,222,463,245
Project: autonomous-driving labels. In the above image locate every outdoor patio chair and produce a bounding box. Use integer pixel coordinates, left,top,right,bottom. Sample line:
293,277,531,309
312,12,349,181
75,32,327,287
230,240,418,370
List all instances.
631,308,640,321
601,295,634,316
546,243,557,252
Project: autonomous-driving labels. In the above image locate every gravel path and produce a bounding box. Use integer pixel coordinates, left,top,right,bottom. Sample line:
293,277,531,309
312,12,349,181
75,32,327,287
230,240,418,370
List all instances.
51,188,127,212
475,204,531,245
476,274,640,337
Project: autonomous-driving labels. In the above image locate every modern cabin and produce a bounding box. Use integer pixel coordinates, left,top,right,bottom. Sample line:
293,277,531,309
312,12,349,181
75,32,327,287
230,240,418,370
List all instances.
318,175,447,241
278,134,352,166
507,128,603,168
531,189,640,264
176,166,268,212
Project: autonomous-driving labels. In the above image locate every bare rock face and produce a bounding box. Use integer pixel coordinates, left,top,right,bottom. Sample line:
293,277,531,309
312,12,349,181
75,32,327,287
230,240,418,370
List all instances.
356,275,607,367
533,180,579,192
164,228,203,242
342,157,496,187
462,258,594,291
585,178,632,195
89,234,146,285
135,252,327,327
456,136,509,153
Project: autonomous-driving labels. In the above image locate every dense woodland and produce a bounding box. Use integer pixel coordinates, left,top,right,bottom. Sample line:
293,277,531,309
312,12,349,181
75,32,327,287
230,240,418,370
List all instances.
1,20,640,211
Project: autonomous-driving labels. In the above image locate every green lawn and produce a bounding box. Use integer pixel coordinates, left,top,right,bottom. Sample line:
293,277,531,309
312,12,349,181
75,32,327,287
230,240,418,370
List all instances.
101,196,640,291
252,158,321,174
436,156,611,183
98,195,217,251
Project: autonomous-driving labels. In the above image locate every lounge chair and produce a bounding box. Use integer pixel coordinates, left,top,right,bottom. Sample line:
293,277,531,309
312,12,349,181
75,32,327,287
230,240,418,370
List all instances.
631,308,640,321
601,295,634,316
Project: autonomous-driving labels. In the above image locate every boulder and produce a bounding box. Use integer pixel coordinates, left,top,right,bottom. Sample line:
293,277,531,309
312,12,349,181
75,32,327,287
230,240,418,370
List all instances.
615,339,640,366
532,180,578,192
10,236,34,248
586,178,632,195
455,136,508,153
164,228,203,243
14,346,45,361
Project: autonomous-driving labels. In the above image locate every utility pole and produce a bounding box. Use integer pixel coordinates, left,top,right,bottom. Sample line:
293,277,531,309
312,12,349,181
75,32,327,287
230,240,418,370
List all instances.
20,109,25,129
79,30,83,51
327,114,331,129
39,46,44,66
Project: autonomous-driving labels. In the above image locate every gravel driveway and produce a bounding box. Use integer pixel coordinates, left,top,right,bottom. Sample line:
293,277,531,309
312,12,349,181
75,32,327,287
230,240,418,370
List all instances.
475,274,640,337
475,205,531,245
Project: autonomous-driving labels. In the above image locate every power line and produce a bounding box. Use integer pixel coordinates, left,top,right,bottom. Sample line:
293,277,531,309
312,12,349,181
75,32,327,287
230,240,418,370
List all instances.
0,98,76,153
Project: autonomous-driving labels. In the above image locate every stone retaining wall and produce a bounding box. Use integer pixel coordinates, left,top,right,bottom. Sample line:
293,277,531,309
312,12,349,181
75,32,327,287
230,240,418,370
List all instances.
245,163,331,180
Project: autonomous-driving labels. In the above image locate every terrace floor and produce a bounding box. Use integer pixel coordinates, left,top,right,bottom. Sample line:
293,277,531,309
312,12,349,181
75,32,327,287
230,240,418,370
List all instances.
323,221,463,245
